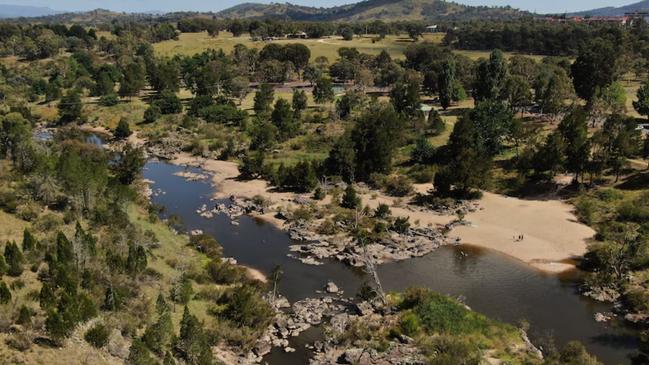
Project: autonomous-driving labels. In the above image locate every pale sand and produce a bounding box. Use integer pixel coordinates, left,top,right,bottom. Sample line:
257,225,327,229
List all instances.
171,154,595,274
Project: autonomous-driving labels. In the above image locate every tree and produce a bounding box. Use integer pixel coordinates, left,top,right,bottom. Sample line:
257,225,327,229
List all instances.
177,307,213,365
634,79,649,119
253,83,274,117
411,136,436,164
143,105,161,123
535,66,574,118
271,99,299,141
644,137,649,169
351,104,404,180
390,71,422,117
473,49,508,103
292,89,308,117
571,38,619,103
438,59,457,110
429,109,446,136
469,100,514,156
22,229,37,252
435,113,492,197
114,118,132,140
142,310,173,355
312,77,335,105
558,108,590,182
128,338,157,365
341,184,361,209
149,59,180,93
4,241,23,277
325,133,356,182
0,112,31,164
505,75,532,113
0,281,10,304
58,89,83,124
119,62,146,98
154,90,182,115
57,141,108,212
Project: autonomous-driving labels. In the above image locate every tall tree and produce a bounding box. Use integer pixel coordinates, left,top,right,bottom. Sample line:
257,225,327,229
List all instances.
558,108,591,182
390,71,422,117
253,83,274,117
438,59,457,111
473,49,508,103
119,62,146,98
271,99,299,141
58,89,84,124
312,77,335,105
350,104,405,180
571,38,619,103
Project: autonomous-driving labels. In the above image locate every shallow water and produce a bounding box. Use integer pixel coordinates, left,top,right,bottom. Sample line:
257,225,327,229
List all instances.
144,160,639,365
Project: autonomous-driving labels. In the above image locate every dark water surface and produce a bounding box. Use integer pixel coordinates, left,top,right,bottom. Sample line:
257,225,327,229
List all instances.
143,160,639,365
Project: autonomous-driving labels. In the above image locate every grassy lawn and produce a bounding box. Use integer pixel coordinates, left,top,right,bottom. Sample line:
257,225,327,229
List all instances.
155,32,442,60
154,31,545,62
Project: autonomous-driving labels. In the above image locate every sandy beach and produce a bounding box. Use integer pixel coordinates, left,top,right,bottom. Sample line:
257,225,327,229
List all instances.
172,154,595,274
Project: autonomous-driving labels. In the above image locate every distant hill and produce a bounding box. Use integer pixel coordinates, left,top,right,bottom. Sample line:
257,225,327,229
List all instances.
568,0,649,16
216,0,531,21
0,4,58,18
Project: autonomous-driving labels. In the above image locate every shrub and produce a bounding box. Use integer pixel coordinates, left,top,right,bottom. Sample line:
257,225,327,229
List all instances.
383,175,414,197
99,93,119,106
341,185,361,209
189,234,223,259
0,281,11,304
207,259,245,285
114,118,132,140
143,105,161,123
399,312,421,336
84,323,110,348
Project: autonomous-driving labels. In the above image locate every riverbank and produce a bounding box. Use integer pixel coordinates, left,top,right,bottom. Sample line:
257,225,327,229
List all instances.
170,154,595,274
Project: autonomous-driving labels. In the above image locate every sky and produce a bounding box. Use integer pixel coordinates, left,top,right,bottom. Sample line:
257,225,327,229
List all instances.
2,0,643,15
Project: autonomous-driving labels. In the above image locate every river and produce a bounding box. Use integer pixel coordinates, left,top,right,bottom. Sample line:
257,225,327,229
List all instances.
143,159,639,365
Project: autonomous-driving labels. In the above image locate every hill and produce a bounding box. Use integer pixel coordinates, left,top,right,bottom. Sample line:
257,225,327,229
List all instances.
0,4,58,18
568,0,649,16
216,0,531,21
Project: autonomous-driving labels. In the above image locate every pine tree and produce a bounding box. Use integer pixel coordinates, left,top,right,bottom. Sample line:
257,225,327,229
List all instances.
271,98,299,141
341,185,361,209
22,228,37,252
128,338,157,365
114,118,132,140
142,310,173,355
0,281,11,304
292,89,308,117
438,59,456,110
0,254,7,277
4,241,23,277
253,83,274,117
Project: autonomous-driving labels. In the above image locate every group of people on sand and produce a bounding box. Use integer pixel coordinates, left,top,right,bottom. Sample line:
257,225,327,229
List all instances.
514,234,525,242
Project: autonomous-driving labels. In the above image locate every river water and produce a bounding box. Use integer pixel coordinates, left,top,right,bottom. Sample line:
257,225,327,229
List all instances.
143,160,640,365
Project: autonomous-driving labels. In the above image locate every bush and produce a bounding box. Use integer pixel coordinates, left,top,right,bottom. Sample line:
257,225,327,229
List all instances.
341,185,361,209
114,118,132,140
399,312,421,336
383,175,414,197
153,90,183,114
84,323,110,348
143,105,161,123
207,259,245,285
189,234,223,259
99,93,119,106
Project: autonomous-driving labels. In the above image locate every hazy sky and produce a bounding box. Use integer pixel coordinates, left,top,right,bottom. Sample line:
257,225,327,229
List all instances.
3,0,642,15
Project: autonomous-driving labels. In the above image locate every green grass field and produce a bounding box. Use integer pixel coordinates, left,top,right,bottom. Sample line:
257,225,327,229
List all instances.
154,32,444,60
154,31,546,62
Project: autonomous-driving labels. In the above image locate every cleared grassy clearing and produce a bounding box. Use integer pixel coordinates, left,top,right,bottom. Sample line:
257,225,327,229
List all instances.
154,32,443,60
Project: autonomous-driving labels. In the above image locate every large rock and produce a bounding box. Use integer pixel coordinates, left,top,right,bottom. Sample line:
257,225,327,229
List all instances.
325,281,339,294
